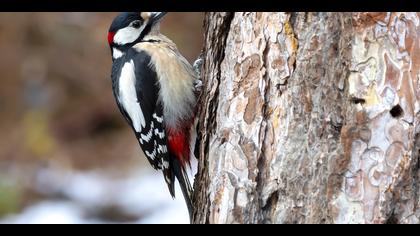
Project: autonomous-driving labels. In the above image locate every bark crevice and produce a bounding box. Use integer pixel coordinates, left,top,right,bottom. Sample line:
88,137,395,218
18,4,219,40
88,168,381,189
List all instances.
192,12,234,224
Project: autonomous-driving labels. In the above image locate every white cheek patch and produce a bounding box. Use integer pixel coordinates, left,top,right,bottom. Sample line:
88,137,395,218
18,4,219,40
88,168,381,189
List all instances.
114,25,145,45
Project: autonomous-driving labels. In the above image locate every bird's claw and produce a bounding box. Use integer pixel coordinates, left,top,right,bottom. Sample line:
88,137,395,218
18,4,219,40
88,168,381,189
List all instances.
193,53,204,93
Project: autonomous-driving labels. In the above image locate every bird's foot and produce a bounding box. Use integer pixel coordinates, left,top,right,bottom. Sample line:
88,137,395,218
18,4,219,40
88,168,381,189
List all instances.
193,53,204,93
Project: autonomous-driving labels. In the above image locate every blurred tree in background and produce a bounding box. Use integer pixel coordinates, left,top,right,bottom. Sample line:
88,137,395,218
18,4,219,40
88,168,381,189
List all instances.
0,12,203,223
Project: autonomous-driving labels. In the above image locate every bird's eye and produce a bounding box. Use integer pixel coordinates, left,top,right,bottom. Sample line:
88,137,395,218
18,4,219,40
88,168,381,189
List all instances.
132,21,141,29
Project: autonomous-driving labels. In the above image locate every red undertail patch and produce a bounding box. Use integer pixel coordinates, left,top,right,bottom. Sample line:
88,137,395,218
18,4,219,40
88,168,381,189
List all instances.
168,130,190,168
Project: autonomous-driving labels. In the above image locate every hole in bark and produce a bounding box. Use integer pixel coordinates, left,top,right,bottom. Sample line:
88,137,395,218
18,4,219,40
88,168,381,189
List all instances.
390,104,403,118
386,211,398,224
331,122,343,133
350,97,366,105
261,191,279,212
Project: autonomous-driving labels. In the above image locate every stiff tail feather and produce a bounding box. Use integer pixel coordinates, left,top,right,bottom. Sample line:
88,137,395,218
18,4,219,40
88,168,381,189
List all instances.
171,156,193,221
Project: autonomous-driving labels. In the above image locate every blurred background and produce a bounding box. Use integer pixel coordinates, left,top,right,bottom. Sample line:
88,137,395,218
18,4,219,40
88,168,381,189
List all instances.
0,12,204,224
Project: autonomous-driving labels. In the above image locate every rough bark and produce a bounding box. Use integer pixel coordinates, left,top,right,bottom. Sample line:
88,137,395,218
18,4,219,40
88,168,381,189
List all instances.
193,12,420,224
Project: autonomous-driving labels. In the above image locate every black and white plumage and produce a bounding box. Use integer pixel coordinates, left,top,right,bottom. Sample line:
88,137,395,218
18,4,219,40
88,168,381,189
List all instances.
108,12,197,218
111,50,166,169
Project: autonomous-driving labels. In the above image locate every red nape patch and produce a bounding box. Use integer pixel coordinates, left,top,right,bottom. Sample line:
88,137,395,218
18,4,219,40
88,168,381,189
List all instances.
168,131,190,167
107,32,115,45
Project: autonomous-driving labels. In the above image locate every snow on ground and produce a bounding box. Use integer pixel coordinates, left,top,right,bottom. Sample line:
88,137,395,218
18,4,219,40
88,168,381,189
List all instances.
0,161,196,224
1,201,88,224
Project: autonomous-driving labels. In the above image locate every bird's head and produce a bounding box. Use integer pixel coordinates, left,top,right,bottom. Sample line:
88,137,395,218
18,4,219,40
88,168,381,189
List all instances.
108,12,167,54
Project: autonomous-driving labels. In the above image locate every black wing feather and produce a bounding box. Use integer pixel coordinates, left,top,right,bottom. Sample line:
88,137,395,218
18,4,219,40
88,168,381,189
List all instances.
111,47,194,220
131,49,176,196
111,48,175,196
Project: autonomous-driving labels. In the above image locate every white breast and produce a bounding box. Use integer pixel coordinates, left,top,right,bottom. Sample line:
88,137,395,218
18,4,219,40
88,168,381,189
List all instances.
133,40,197,129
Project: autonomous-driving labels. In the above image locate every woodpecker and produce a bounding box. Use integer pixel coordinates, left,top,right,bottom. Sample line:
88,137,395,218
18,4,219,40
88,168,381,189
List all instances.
107,12,198,218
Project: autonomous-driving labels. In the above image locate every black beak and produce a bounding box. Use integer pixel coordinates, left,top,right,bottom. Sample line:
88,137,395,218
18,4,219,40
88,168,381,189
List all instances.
150,12,167,24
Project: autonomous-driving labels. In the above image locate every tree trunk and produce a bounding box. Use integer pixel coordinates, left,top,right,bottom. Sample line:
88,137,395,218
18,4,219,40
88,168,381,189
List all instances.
192,12,420,224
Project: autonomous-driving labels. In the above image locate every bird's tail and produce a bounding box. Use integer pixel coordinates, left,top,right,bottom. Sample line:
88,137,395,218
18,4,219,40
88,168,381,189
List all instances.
171,155,193,221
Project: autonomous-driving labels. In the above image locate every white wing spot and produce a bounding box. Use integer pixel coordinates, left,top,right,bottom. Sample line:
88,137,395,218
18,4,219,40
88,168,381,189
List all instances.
145,140,158,161
164,175,171,183
145,149,156,160
153,113,163,123
162,160,169,169
140,122,154,143
119,60,146,132
154,128,165,139
157,144,167,154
